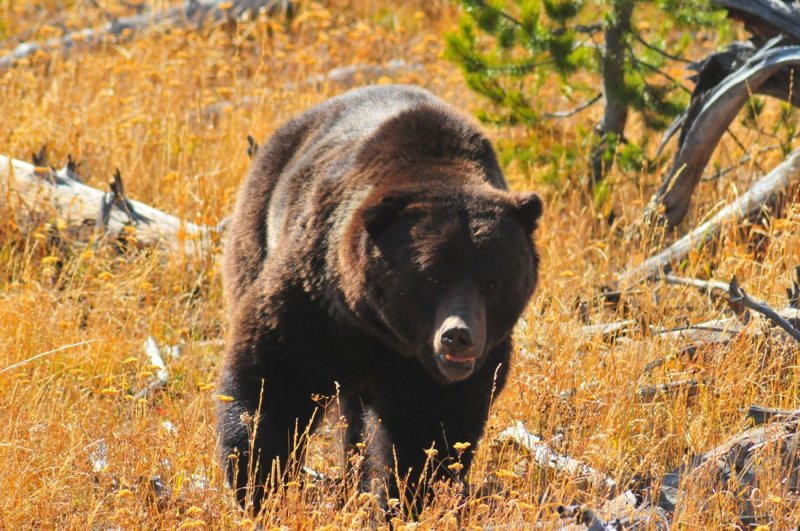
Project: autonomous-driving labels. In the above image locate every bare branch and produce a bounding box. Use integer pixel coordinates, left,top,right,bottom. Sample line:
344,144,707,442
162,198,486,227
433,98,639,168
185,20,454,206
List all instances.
629,52,692,93
729,276,800,343
633,33,692,64
541,94,602,119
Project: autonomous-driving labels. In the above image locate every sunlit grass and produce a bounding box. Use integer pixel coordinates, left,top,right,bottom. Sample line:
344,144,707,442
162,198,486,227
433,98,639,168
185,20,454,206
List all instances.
1,0,799,527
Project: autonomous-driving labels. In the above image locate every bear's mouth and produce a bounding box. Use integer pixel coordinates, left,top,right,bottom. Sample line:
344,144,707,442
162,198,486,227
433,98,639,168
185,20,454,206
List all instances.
438,352,476,368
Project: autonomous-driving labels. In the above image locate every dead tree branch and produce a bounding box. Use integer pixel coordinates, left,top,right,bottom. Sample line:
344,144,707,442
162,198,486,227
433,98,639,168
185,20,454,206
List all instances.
541,94,602,119
621,148,800,284
729,276,800,343
641,0,800,230
643,39,800,229
711,0,800,42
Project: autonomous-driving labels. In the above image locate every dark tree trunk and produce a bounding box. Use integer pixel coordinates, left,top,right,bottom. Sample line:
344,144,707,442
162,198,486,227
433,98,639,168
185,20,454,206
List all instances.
588,0,634,188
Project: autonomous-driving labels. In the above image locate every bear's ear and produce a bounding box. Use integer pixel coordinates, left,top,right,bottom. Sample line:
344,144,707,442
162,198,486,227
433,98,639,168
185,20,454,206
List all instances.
362,194,408,239
511,192,543,233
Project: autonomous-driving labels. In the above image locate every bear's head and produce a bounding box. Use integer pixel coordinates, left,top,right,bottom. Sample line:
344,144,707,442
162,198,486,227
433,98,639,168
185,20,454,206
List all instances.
341,186,542,384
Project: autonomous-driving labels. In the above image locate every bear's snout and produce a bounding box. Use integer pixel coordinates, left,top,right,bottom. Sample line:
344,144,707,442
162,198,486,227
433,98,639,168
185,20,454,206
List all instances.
433,309,487,383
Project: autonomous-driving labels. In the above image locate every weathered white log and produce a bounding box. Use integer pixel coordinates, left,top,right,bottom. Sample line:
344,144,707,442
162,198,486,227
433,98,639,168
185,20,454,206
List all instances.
0,154,212,254
621,148,800,284
646,40,800,228
493,421,617,493
0,0,291,71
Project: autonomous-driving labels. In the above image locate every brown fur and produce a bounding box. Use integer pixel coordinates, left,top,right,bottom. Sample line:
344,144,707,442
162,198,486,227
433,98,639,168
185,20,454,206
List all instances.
218,85,542,514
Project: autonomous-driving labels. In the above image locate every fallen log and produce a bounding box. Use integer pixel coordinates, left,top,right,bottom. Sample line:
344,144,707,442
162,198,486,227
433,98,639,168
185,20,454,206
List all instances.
0,0,291,71
621,148,800,284
562,407,800,528
491,421,617,493
643,39,800,229
1,153,214,254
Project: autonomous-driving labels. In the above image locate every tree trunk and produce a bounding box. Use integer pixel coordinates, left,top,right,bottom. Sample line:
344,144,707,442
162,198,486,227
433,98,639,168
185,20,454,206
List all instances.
588,0,634,187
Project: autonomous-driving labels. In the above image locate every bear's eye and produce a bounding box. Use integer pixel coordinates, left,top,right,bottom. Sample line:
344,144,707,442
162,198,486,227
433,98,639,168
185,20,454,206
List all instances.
430,275,446,288
483,278,498,290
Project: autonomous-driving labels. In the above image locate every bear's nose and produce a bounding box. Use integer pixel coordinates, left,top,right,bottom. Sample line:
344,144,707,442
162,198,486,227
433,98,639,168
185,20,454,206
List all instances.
441,326,474,353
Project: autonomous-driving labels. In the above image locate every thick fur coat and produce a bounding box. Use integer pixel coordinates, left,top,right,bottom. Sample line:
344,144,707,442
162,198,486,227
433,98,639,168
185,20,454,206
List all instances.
218,85,542,512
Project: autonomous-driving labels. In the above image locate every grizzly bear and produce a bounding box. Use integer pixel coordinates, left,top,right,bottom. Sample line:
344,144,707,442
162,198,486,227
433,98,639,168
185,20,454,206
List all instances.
218,85,542,513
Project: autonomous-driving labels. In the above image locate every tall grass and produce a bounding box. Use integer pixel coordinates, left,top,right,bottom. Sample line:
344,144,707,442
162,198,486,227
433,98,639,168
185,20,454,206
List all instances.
1,0,799,527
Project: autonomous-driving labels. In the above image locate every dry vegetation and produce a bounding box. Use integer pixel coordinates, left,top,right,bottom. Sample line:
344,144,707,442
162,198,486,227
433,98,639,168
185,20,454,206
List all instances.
1,0,800,528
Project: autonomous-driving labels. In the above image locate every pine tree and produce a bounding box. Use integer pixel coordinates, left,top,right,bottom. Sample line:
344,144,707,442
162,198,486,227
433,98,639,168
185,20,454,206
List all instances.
446,0,726,189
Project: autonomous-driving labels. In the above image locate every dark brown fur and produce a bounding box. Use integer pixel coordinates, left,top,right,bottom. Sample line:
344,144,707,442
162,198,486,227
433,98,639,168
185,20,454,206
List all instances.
218,85,542,514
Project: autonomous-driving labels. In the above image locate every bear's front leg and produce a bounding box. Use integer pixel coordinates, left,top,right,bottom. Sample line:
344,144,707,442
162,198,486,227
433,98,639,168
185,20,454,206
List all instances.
217,352,323,514
371,385,493,515
368,342,510,516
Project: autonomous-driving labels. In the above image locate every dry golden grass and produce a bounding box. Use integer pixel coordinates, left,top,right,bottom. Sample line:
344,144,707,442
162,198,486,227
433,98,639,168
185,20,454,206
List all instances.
1,1,800,528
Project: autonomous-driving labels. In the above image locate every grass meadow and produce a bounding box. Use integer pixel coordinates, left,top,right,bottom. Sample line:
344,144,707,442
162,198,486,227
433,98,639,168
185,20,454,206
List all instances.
1,0,800,528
